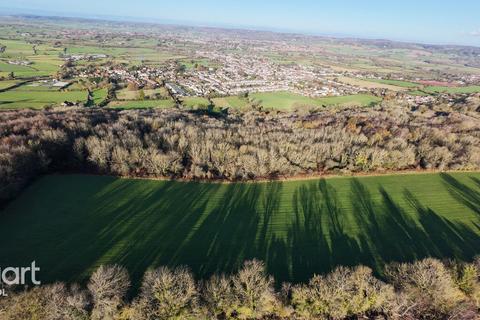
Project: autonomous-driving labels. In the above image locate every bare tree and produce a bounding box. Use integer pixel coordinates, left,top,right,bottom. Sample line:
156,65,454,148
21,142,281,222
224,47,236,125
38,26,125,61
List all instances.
133,266,198,319
88,265,130,320
232,260,278,317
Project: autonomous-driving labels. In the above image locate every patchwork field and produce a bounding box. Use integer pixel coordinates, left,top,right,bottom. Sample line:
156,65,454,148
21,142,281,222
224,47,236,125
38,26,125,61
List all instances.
0,55,62,78
0,172,479,286
250,92,381,110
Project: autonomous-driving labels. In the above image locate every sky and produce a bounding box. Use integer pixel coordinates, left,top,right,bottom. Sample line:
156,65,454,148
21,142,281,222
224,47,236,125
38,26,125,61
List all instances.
2,0,480,46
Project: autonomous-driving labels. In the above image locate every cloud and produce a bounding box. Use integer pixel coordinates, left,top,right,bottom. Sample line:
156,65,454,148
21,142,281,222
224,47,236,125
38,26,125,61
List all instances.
470,30,480,36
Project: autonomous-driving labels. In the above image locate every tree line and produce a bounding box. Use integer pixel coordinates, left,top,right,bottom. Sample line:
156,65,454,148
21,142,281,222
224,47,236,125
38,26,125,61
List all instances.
1,258,480,319
1,99,479,206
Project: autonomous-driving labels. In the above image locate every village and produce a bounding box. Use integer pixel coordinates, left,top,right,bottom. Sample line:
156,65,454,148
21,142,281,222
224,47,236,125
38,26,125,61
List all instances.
72,50,362,99
2,18,479,111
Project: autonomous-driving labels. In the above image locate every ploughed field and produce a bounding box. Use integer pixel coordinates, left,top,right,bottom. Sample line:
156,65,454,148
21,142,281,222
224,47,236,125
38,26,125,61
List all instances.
0,172,479,286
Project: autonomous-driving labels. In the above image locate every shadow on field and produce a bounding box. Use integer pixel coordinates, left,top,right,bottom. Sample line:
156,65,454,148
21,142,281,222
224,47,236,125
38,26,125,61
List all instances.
405,190,479,259
441,173,480,216
283,178,480,282
285,180,361,282
0,174,480,289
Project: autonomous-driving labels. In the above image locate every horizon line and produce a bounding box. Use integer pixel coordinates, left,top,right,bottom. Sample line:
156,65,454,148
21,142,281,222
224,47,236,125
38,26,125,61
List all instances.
0,7,479,49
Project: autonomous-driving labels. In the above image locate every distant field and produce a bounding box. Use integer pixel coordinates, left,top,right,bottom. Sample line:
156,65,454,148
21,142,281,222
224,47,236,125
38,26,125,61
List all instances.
116,87,170,100
92,88,108,105
338,77,407,91
0,88,107,109
0,55,62,78
66,45,184,66
0,39,59,56
0,80,21,90
180,58,220,70
365,78,419,88
10,82,63,92
212,96,249,109
0,90,87,109
1,172,478,285
423,85,480,94
107,99,175,109
315,94,382,107
0,61,33,73
408,90,431,96
182,96,211,108
250,92,381,110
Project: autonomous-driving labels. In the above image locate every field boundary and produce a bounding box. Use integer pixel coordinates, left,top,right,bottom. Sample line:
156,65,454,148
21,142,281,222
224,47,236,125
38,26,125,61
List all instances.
54,168,480,185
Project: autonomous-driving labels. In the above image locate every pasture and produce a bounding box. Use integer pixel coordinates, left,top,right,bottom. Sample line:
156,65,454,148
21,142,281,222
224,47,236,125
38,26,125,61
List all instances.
107,99,176,109
0,80,21,90
212,96,249,109
182,96,211,108
250,92,381,110
338,77,408,91
0,87,107,109
365,78,419,88
0,172,479,285
0,39,63,78
423,85,480,94
66,45,183,66
116,87,170,100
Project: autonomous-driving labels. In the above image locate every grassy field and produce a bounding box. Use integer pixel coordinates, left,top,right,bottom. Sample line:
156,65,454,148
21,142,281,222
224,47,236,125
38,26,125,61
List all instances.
0,88,107,109
365,78,419,88
92,88,108,105
0,52,62,78
0,80,21,90
212,96,249,109
179,58,220,70
116,87,170,100
10,81,69,92
0,172,479,286
338,77,408,91
423,86,480,94
0,90,87,109
250,92,381,110
182,96,211,108
107,99,175,109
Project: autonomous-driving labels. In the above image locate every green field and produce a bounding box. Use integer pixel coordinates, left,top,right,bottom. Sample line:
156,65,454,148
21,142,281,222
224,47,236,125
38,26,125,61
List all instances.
107,99,175,109
250,92,381,110
92,88,108,105
212,96,249,109
182,96,211,108
0,88,107,109
0,80,21,90
179,58,220,70
116,87,170,100
0,56,62,78
10,84,61,92
1,172,479,286
423,85,480,94
408,90,431,96
0,90,87,109
365,78,419,88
